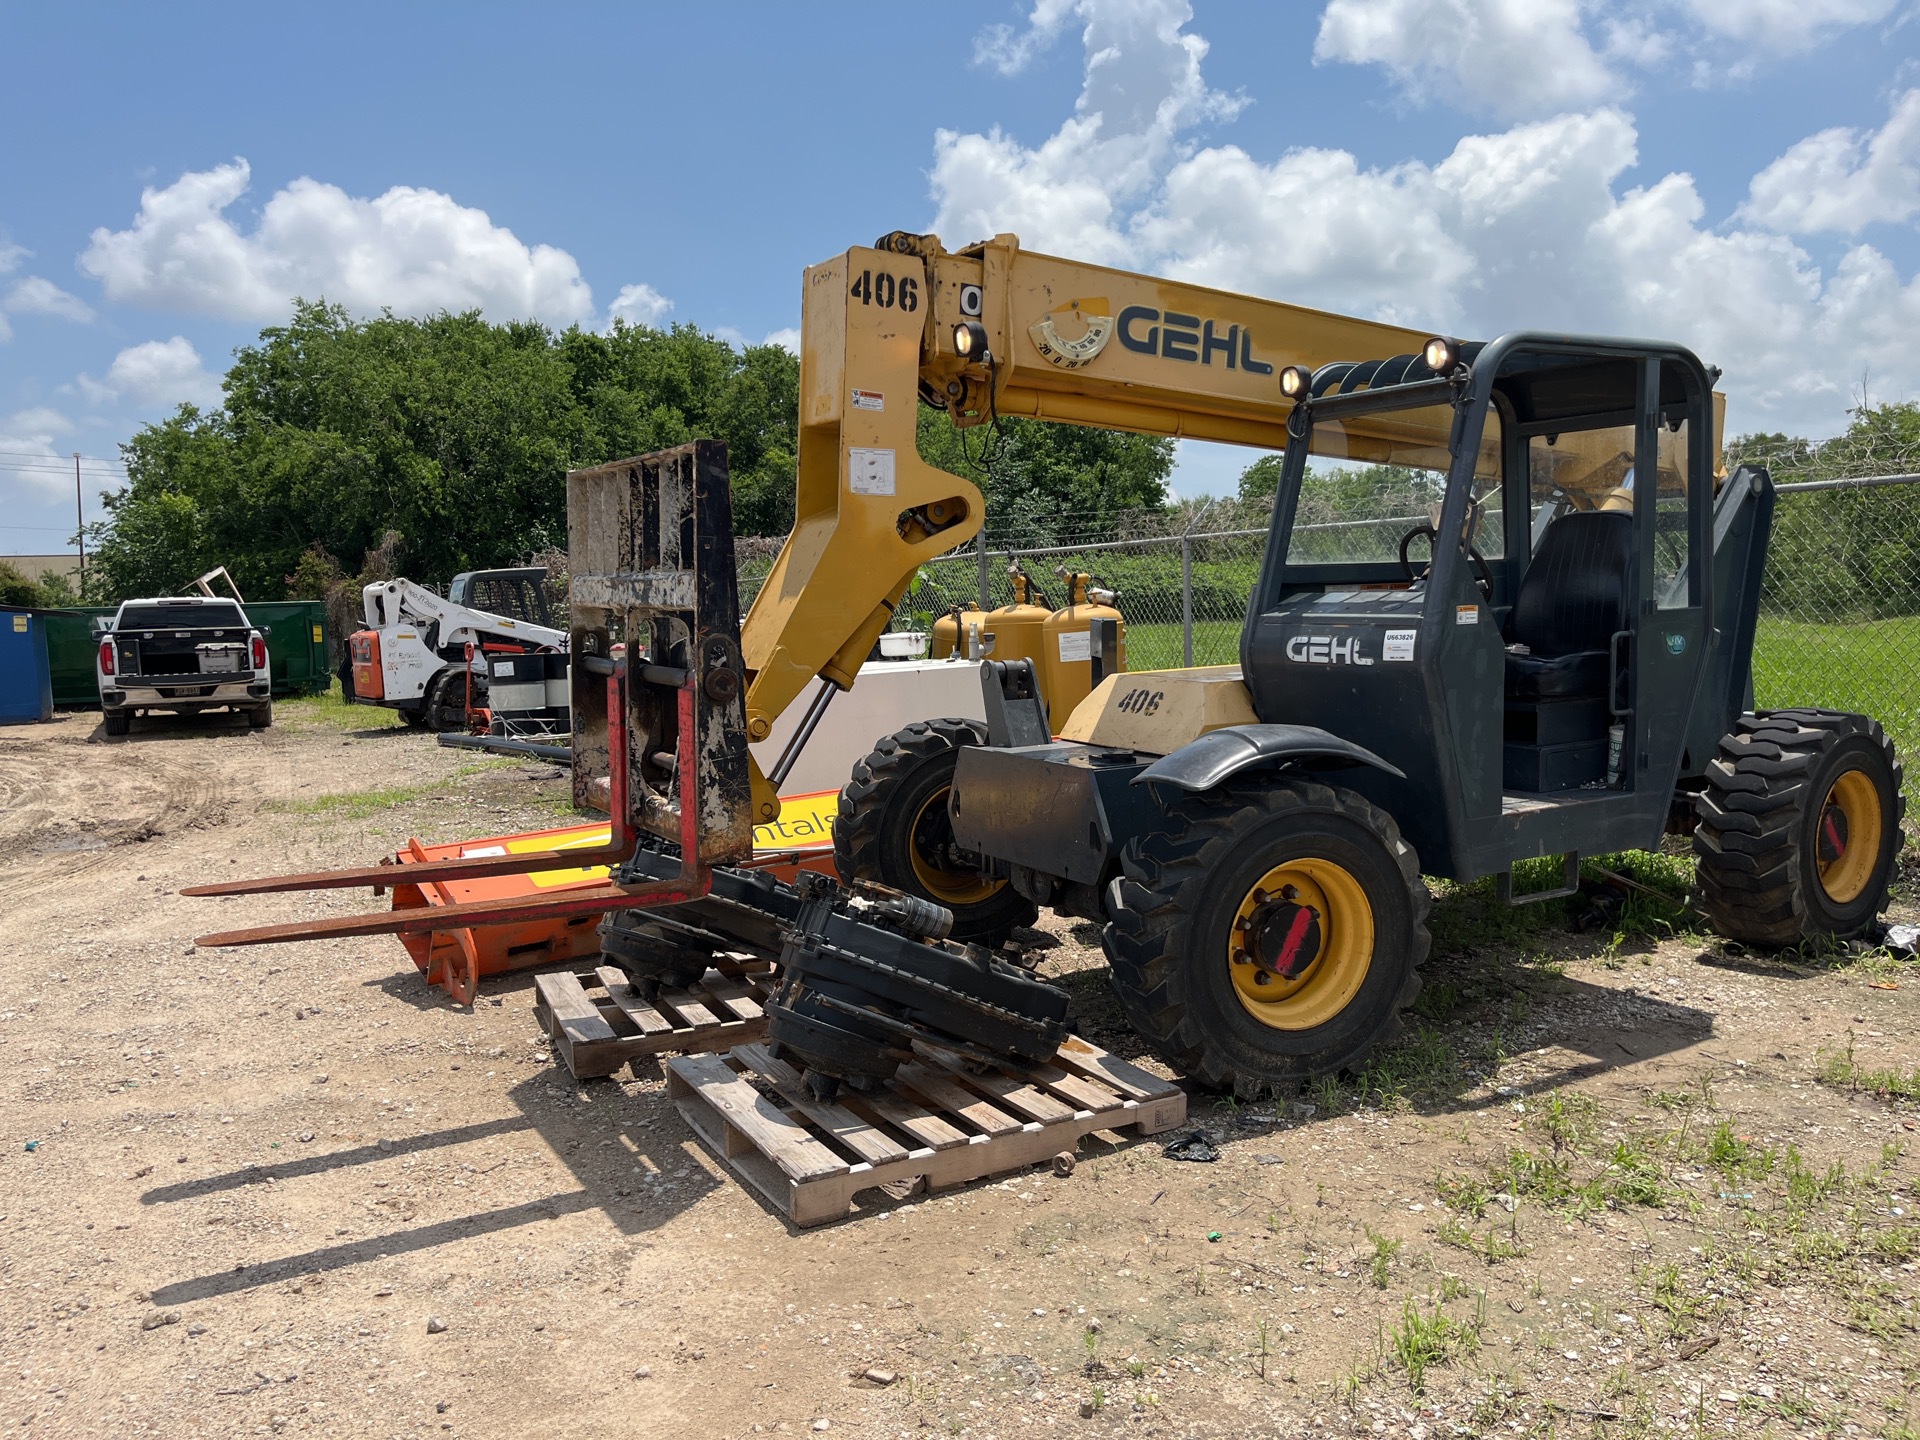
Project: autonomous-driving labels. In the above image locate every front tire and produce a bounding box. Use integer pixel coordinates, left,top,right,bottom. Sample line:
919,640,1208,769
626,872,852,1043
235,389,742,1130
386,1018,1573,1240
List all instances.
834,718,1037,945
1694,709,1904,947
1102,778,1429,1097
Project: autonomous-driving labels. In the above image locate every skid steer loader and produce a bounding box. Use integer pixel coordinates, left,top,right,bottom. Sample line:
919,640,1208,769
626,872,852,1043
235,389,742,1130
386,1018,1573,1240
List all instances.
189,232,1905,1100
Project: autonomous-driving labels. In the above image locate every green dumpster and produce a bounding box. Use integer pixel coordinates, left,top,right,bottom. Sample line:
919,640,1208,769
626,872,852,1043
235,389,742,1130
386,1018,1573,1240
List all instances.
44,601,332,707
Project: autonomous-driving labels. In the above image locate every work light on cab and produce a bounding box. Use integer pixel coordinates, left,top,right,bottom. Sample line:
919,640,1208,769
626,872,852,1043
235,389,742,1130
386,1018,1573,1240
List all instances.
1423,336,1461,374
1278,364,1313,399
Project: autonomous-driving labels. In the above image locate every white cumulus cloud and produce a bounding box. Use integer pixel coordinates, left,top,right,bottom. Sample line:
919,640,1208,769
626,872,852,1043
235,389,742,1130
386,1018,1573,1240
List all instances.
1313,0,1899,115
1314,0,1622,119
608,282,673,328
0,235,96,338
89,337,223,410
6,276,94,323
1740,88,1920,234
0,407,76,499
931,0,1243,264
78,159,596,327
1683,0,1897,51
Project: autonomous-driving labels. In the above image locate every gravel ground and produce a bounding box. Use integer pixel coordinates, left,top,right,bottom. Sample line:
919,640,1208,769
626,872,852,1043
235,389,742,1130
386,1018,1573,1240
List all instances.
3,700,1919,1438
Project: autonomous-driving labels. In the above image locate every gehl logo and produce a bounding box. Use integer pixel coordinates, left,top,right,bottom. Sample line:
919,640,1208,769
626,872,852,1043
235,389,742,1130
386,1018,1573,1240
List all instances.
1028,299,1275,374
1286,635,1373,666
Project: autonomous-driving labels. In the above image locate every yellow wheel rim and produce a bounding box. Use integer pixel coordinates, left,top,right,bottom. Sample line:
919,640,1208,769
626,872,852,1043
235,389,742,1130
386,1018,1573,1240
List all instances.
906,788,1005,906
1816,769,1884,906
1226,859,1374,1031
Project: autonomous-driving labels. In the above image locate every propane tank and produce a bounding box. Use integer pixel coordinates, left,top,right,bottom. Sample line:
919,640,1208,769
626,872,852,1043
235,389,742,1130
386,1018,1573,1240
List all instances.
931,603,985,660
984,565,1051,669
1040,570,1126,720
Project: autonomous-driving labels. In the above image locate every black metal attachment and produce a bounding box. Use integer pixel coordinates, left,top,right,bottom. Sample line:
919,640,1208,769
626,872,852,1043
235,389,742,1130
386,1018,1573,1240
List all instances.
1089,617,1121,689
980,658,1052,747
764,873,1070,1094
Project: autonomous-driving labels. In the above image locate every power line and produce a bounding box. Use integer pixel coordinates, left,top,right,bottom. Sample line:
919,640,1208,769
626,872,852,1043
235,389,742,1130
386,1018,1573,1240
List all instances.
0,449,125,463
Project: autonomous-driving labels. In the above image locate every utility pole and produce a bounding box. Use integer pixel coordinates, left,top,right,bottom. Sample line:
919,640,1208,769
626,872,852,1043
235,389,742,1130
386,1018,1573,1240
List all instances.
73,453,85,594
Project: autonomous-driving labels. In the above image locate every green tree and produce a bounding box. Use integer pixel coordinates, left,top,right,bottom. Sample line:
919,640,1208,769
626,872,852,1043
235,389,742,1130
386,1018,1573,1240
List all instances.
915,407,1173,544
1237,453,1284,502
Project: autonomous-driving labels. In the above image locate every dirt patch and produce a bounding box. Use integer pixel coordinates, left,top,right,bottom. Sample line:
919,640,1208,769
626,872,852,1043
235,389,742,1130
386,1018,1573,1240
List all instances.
3,701,1919,1438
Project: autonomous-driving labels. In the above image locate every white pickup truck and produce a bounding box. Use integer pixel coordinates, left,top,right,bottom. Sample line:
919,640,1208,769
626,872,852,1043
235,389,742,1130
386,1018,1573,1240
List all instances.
95,596,273,736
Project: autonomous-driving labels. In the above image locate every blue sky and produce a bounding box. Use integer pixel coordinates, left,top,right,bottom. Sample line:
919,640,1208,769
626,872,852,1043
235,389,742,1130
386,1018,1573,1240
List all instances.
3,0,1918,554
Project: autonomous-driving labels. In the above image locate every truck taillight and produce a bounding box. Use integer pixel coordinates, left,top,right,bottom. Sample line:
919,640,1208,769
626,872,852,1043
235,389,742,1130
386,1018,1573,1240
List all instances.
99,639,115,676
251,634,267,670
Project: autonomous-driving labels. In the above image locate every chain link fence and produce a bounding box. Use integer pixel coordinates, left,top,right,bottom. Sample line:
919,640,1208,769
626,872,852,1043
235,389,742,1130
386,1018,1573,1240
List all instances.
738,461,1920,758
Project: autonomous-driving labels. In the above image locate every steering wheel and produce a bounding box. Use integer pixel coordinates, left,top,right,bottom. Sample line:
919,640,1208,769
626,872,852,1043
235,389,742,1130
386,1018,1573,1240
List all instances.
1398,523,1495,604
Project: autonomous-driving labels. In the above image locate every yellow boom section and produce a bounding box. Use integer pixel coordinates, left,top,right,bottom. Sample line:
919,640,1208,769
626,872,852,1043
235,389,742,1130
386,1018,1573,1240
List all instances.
737,231,1435,820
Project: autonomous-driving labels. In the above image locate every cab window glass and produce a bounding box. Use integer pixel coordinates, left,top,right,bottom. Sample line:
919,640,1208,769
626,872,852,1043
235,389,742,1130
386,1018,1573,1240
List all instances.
1651,420,1692,608
1286,406,1504,567
1527,423,1636,541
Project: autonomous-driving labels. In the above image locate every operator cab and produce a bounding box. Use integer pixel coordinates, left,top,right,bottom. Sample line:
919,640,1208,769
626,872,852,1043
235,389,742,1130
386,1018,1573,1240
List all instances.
1244,334,1720,882
448,567,556,629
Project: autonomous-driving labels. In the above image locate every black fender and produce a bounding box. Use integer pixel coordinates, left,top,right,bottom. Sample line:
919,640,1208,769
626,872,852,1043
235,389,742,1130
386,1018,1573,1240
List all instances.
1132,724,1405,793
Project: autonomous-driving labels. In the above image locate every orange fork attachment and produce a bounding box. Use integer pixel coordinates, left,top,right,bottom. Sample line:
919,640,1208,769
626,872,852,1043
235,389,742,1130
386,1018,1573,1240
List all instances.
190,665,708,949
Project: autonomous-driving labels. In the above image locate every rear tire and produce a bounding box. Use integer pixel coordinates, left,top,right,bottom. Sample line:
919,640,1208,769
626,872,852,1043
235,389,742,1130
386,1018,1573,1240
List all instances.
1694,709,1904,948
1102,779,1429,1098
102,709,130,737
247,702,273,730
834,718,1037,946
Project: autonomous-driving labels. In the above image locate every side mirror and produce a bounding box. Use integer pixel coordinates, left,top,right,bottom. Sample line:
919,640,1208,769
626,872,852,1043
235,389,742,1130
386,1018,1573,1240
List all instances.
258,624,273,636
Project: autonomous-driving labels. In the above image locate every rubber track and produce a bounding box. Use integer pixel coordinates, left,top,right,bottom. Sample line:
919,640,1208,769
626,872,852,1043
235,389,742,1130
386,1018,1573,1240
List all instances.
1102,779,1430,1098
1693,708,1904,947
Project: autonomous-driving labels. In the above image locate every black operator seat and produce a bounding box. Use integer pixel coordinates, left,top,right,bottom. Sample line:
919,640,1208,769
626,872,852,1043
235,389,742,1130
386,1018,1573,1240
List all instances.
1503,510,1633,701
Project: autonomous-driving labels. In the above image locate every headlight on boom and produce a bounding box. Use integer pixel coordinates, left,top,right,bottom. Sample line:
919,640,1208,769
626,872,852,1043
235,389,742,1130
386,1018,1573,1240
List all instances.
954,321,992,363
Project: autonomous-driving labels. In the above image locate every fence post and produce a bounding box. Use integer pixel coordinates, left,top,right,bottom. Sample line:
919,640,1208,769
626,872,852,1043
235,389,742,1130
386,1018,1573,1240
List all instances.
977,530,989,611
1181,533,1194,668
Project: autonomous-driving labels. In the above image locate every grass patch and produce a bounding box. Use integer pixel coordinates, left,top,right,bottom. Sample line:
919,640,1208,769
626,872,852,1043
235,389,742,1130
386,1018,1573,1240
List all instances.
263,783,436,818
1819,1032,1920,1100
1753,613,1920,760
277,681,404,732
1384,1295,1482,1393
1364,1226,1402,1289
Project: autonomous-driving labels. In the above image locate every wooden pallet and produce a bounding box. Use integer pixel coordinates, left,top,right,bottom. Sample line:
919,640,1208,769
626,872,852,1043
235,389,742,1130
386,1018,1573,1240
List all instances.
533,961,773,1078
668,1035,1187,1226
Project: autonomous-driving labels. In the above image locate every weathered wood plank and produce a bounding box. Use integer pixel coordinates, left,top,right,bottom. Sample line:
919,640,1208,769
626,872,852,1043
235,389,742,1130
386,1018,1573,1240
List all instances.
667,1053,847,1180
534,971,617,1044
594,965,674,1035
733,1044,911,1166
658,990,721,1029
894,1064,1024,1136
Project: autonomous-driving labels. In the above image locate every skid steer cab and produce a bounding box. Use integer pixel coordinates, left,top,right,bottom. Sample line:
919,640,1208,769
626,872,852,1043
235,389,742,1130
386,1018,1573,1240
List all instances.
920,332,1904,1096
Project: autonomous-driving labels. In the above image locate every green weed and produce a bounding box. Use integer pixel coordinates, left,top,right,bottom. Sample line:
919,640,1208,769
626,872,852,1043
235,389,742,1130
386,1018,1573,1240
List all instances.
1385,1297,1481,1393
1365,1226,1403,1289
